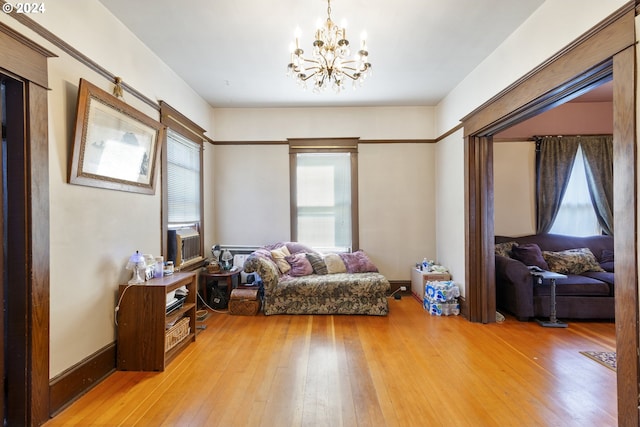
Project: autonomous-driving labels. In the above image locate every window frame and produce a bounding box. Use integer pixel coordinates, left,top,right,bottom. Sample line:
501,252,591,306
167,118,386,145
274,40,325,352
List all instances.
160,101,206,270
289,138,359,251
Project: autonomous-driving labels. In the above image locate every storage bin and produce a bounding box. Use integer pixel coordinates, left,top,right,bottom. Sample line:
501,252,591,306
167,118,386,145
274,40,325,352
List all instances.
229,288,261,315
165,317,190,351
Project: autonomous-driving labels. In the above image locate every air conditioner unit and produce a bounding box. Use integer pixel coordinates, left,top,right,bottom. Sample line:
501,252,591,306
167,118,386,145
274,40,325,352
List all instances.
174,227,200,266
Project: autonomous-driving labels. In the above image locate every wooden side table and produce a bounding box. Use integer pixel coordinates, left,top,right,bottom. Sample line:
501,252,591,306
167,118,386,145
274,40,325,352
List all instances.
199,267,243,306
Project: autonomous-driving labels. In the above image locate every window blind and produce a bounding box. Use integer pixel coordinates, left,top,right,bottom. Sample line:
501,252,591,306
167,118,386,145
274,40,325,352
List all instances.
166,129,201,225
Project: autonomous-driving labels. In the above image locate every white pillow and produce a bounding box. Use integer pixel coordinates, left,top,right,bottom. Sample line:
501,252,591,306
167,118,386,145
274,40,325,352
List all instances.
270,246,291,274
323,253,346,274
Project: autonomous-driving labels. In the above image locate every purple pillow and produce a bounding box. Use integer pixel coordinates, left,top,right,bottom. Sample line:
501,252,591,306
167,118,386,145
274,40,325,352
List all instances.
600,261,614,272
285,241,316,255
511,243,549,270
601,249,614,263
339,250,379,273
285,253,313,277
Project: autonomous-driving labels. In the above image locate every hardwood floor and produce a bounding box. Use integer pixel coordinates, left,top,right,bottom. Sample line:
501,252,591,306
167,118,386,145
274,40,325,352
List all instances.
45,297,617,427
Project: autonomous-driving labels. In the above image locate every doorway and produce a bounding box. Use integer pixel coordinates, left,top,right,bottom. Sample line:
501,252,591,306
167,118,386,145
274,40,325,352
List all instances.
2,73,30,425
461,5,637,426
0,22,53,424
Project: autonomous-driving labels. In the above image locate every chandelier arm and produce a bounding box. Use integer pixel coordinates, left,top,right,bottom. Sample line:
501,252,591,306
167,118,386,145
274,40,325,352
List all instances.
338,71,359,80
298,70,321,81
339,65,367,72
300,58,322,66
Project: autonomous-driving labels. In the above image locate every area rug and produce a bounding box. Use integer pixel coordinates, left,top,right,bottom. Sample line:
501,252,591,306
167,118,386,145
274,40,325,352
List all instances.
580,351,616,371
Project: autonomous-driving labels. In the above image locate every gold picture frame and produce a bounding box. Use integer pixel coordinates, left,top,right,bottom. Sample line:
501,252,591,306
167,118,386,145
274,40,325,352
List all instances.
69,78,164,194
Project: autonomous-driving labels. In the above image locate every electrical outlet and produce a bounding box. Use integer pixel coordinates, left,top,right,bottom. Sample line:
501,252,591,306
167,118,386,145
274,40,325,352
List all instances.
400,286,407,291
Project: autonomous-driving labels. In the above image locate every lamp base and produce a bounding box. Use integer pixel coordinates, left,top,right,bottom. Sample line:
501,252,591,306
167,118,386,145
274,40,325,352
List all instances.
128,268,145,284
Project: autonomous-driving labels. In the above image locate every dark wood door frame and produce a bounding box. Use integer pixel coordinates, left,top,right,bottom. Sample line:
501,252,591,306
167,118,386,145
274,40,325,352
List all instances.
460,3,638,425
0,23,54,426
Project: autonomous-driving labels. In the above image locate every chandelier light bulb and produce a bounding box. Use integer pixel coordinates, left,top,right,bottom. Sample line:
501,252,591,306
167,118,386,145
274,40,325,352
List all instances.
287,0,372,93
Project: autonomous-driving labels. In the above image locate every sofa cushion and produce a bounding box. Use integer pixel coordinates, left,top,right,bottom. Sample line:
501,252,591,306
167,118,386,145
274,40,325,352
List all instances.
533,275,611,297
495,241,518,258
600,249,614,272
270,246,292,274
324,253,347,274
285,253,313,277
582,271,615,287
285,242,316,255
601,249,614,263
276,272,389,298
267,272,391,315
340,250,379,273
496,234,613,258
600,261,614,272
542,248,605,275
306,253,328,275
511,243,549,270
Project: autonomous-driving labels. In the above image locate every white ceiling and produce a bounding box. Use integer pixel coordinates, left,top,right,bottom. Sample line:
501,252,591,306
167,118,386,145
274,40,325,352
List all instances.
98,0,546,108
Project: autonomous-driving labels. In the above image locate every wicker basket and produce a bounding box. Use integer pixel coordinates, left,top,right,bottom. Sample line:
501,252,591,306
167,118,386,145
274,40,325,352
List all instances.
229,288,261,315
165,317,190,352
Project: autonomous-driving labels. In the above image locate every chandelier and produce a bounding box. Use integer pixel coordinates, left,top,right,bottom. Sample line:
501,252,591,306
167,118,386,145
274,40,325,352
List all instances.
287,0,372,93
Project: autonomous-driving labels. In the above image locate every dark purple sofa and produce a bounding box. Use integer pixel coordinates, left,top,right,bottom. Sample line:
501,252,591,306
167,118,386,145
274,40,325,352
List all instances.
495,233,614,321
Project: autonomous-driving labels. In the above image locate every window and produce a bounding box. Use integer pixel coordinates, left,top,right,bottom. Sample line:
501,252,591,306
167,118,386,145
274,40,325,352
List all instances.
549,145,600,236
166,129,201,228
290,139,359,252
160,102,206,268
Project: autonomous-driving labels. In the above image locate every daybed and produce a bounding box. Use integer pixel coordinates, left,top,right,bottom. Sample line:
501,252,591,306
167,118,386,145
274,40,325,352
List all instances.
495,233,614,321
243,242,390,316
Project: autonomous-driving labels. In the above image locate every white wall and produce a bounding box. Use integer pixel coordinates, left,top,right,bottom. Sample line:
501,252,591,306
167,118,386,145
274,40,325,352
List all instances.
1,1,214,377
434,129,466,292
493,142,536,237
436,0,626,134
359,143,437,278
214,144,291,245
434,0,627,299
212,107,435,141
212,107,437,280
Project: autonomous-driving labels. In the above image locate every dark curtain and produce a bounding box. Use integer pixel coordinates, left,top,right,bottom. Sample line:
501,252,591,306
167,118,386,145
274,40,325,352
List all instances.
580,135,614,235
535,136,579,233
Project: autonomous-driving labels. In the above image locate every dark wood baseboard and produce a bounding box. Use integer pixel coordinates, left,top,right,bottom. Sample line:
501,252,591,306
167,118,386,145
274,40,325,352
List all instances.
49,342,116,417
459,296,467,319
388,280,411,296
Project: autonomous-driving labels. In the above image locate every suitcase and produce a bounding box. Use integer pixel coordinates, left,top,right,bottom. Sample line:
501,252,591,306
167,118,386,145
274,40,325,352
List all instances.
229,288,261,315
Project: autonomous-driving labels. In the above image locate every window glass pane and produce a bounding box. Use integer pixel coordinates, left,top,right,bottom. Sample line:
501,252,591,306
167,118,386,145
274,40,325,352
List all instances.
298,165,334,206
167,129,200,226
298,216,335,247
550,146,600,236
296,153,351,250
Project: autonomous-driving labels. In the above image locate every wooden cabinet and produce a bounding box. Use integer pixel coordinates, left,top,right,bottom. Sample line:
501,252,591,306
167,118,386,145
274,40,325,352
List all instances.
116,272,196,371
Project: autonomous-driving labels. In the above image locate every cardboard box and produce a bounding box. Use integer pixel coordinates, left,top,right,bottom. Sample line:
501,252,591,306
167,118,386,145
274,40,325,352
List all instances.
410,268,451,301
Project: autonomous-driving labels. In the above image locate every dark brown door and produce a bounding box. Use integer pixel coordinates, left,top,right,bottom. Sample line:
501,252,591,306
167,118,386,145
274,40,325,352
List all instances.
1,73,29,426
0,74,5,427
